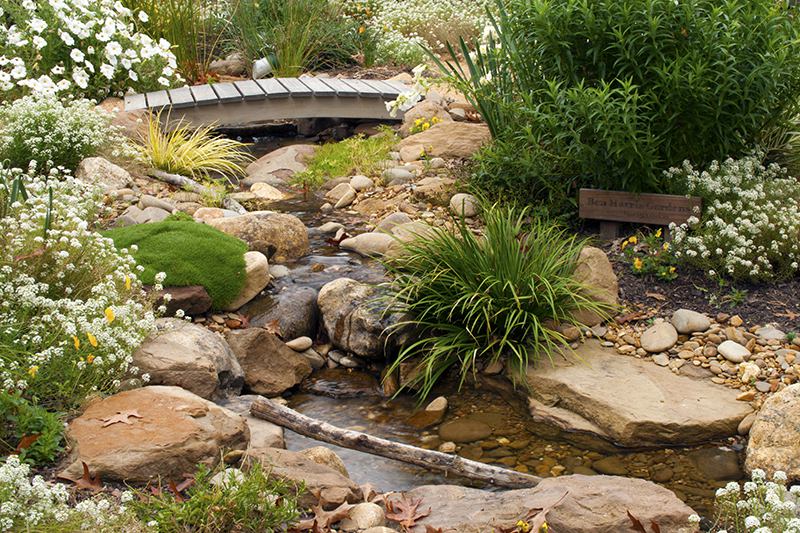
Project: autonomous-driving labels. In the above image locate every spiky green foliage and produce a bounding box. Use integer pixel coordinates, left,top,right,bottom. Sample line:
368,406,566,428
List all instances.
384,204,612,399
104,217,247,309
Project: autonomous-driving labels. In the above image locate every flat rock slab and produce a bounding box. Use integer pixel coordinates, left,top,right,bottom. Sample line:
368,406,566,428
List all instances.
395,475,695,533
526,340,752,448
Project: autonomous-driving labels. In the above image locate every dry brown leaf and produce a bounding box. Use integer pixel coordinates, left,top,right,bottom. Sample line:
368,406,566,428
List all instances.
645,292,667,302
14,434,40,453
295,502,355,531
528,491,569,532
776,309,800,321
628,510,648,533
386,494,431,529
263,319,282,337
101,409,143,427
71,462,104,492
424,527,444,533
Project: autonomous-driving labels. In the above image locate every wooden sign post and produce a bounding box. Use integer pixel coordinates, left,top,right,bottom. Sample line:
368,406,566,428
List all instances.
579,188,701,239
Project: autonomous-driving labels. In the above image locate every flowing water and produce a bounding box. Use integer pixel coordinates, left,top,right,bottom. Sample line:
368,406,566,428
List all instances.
241,147,742,518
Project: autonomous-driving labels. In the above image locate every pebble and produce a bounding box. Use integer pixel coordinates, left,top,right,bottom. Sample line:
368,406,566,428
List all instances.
652,353,670,367
340,503,385,531
755,381,771,393
730,315,744,327
640,322,678,353
671,309,711,334
438,441,457,453
286,336,313,352
592,456,628,476
718,340,750,363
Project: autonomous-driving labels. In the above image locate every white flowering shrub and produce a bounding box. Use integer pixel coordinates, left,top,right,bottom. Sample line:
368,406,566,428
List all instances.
696,469,800,533
0,455,140,532
0,0,181,100
340,0,492,65
0,166,156,409
0,95,133,172
668,156,800,282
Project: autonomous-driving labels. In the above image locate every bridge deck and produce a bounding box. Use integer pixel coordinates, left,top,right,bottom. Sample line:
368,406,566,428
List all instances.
124,77,409,128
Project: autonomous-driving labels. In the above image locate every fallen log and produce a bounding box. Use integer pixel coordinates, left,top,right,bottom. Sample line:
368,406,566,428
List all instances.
250,397,542,489
147,169,206,193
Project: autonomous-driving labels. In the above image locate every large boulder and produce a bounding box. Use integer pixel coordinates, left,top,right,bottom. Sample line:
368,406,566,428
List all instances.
216,395,284,449
745,383,800,480
75,157,134,193
526,340,753,448
395,476,696,533
399,100,453,137
572,246,619,326
133,318,244,399
317,278,407,359
245,447,361,508
223,251,271,311
243,144,318,186
206,212,309,261
241,285,319,340
61,386,249,482
226,328,312,396
339,232,395,257
397,122,490,162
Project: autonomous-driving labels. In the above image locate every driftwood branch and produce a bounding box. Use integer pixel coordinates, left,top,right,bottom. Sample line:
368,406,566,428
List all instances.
250,397,541,489
147,169,206,193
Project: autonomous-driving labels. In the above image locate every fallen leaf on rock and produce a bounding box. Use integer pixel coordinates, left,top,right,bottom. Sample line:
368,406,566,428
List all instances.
263,319,282,337
101,409,143,427
70,462,104,492
425,527,444,533
294,501,354,531
386,494,431,529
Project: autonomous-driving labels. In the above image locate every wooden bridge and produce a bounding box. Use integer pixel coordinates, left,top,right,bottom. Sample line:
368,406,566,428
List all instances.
124,77,409,128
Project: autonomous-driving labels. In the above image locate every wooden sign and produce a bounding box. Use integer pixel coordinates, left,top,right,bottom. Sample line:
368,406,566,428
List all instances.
579,188,702,238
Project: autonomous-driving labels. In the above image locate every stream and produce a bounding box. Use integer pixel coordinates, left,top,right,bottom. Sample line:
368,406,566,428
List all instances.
237,137,743,518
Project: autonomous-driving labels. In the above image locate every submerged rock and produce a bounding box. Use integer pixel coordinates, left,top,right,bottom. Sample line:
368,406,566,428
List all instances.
241,285,319,341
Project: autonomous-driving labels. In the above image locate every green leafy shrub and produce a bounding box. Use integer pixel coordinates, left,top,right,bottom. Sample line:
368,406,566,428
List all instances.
620,230,678,281
436,0,800,212
669,155,800,282
131,463,301,533
0,167,156,410
229,0,358,77
0,392,63,466
0,95,131,172
104,217,248,310
384,204,611,398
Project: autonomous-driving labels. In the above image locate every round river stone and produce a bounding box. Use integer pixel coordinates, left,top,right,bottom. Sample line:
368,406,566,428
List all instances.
438,419,492,443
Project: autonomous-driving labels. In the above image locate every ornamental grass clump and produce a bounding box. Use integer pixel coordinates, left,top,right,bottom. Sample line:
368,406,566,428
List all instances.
668,155,800,282
384,204,611,399
140,112,251,182
0,166,156,410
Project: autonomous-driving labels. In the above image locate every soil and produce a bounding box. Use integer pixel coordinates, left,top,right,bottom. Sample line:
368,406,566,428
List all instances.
607,246,800,332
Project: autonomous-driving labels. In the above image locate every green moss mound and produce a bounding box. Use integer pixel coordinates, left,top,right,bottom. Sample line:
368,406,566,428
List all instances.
104,218,248,310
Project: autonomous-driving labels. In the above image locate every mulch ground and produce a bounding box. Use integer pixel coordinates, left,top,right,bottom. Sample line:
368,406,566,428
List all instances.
607,247,800,332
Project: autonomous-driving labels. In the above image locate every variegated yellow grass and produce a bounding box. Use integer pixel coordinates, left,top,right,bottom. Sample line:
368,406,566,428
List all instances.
140,110,253,182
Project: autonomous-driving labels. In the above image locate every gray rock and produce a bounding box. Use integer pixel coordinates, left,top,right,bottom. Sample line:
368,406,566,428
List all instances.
449,193,479,217
216,394,284,449
241,285,319,340
318,222,345,234
317,278,408,359
350,175,375,191
320,202,333,213
133,318,244,399
208,52,246,76
270,264,291,279
286,336,313,352
526,340,753,448
75,157,133,192
670,309,711,334
301,348,326,370
429,157,446,168
718,340,750,363
376,212,413,233
140,206,171,223
334,186,357,209
339,232,395,257
755,326,786,342
393,477,696,533
223,251,271,311
746,383,800,480
326,182,356,203
139,194,175,213
652,353,670,366
340,502,385,531
640,322,678,353
382,167,414,185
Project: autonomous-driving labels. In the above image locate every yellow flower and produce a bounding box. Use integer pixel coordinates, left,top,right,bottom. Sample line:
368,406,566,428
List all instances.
662,242,670,251
86,354,95,364
655,228,662,238
72,335,80,350
87,332,98,347
669,266,676,273
633,257,644,271
516,520,531,533
104,307,115,324
621,239,629,250
28,366,39,377
628,235,638,244
125,275,132,291
431,116,441,124
540,523,549,533
414,118,423,125
358,25,365,34
422,122,430,130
